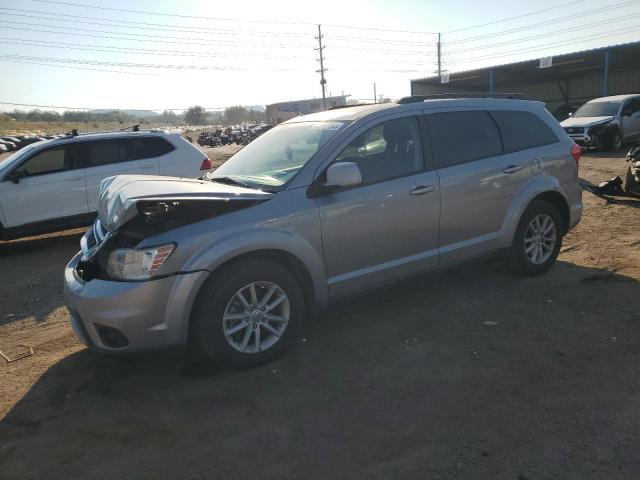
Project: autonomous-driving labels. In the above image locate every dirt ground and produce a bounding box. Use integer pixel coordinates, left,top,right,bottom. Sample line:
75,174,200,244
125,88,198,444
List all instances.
0,146,639,480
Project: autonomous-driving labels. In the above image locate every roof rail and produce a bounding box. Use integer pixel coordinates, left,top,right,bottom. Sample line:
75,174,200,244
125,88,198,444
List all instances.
119,124,140,132
397,93,528,104
63,128,79,137
328,103,373,110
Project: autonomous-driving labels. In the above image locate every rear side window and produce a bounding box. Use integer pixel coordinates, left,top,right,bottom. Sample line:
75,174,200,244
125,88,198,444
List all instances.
426,111,502,168
490,110,558,152
87,140,125,167
125,137,175,160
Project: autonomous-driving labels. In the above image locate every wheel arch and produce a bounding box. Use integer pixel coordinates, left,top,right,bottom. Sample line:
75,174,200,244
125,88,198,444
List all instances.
186,248,320,348
501,176,571,247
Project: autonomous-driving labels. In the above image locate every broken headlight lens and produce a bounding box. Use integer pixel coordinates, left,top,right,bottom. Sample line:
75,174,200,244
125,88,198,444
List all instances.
106,244,175,280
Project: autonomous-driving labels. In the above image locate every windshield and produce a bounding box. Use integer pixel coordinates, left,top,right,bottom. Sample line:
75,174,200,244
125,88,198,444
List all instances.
573,101,620,118
208,121,344,189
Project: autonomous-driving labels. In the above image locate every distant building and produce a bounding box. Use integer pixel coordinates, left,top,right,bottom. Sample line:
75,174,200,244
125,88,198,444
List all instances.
266,95,348,124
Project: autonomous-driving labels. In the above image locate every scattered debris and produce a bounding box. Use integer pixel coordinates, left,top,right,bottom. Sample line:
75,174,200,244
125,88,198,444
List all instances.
301,338,307,343
0,344,34,363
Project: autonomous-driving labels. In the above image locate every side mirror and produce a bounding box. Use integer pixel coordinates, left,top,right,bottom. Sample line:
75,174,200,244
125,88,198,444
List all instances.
325,162,362,188
8,170,25,184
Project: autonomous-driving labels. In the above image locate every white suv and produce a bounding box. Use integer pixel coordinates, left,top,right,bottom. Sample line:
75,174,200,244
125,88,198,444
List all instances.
0,130,211,239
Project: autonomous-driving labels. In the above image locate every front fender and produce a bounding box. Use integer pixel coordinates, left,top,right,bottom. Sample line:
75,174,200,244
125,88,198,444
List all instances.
183,226,328,306
499,175,567,248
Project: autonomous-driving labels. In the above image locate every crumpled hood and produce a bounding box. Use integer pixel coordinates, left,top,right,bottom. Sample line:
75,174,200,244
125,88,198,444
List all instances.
98,175,273,231
560,116,615,129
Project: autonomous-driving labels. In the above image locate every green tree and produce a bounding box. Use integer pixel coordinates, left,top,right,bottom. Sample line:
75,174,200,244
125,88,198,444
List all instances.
185,105,206,125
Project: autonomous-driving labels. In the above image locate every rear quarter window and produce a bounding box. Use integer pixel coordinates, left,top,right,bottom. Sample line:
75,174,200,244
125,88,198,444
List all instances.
490,110,559,153
426,111,503,168
134,137,175,159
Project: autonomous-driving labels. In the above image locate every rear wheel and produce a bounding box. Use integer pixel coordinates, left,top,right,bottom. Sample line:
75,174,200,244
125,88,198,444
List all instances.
508,200,563,276
192,259,303,368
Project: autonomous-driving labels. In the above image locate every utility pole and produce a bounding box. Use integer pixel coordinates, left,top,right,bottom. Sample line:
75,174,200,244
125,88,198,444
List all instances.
373,82,377,104
315,24,327,110
437,32,442,80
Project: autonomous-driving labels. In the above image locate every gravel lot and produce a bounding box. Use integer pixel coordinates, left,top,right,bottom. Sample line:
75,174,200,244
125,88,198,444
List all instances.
0,146,639,480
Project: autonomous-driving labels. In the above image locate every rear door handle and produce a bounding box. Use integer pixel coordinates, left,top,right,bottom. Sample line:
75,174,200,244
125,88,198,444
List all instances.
410,185,436,195
503,165,525,174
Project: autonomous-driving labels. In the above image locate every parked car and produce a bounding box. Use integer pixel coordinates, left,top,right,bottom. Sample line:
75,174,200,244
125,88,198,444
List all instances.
0,130,211,239
0,139,16,152
560,94,640,151
63,97,583,367
0,137,20,151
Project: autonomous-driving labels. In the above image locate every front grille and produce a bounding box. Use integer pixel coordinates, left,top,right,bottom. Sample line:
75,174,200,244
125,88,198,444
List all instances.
564,127,584,135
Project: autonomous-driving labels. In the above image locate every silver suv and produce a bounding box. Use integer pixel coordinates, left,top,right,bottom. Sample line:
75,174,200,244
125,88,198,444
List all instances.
63,97,583,367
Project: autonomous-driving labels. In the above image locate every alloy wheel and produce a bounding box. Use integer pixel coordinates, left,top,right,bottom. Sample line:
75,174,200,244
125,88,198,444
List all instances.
524,214,557,265
222,281,290,354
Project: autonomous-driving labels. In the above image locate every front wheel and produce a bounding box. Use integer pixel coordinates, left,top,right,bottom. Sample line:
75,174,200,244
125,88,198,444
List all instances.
508,200,563,276
192,259,304,368
605,130,622,151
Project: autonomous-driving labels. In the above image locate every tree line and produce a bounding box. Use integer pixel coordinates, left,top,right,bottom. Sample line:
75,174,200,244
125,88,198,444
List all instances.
4,105,266,125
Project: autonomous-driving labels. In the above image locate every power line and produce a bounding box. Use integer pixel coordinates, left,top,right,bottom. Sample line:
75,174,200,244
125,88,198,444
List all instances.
0,101,228,111
0,53,304,71
0,22,429,56
33,0,436,35
0,7,436,45
0,11,309,38
444,0,583,34
2,20,315,48
447,0,640,44
0,6,310,36
448,11,640,54
0,57,176,77
0,38,307,59
451,28,639,64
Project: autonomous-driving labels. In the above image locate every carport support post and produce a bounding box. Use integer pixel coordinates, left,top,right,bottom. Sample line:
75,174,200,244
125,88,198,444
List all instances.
603,49,610,96
489,69,494,95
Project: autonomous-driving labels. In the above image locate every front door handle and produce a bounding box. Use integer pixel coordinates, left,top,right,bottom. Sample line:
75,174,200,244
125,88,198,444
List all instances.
410,185,436,195
503,165,525,174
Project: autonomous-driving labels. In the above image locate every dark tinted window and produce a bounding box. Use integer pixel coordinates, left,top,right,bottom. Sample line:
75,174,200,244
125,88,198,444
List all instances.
125,137,174,160
17,146,76,176
87,140,125,166
490,110,558,152
427,111,502,168
333,116,423,185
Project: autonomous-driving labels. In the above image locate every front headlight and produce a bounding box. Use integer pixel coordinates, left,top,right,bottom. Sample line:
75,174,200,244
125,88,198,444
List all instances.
106,244,175,280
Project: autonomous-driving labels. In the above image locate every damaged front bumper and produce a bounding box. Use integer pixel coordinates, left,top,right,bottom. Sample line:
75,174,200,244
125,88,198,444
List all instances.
63,252,207,352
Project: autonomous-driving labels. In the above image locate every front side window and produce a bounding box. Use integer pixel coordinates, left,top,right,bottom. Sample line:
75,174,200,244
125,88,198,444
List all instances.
427,111,502,168
16,146,72,176
210,121,344,189
333,116,423,185
491,110,558,153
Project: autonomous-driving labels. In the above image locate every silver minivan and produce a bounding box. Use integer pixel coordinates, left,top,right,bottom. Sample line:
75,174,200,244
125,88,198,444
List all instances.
63,97,583,367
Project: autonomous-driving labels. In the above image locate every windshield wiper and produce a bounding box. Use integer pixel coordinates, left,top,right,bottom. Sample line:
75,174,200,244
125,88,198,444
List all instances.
208,176,253,189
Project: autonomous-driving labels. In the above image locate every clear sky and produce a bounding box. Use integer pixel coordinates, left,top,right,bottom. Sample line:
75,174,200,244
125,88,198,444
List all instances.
0,0,638,112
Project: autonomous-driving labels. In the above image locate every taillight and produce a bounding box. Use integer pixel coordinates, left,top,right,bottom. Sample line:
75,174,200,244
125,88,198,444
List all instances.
571,144,581,165
200,157,212,170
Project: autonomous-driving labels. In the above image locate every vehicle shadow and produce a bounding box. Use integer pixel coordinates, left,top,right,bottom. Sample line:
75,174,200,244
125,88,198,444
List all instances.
2,260,640,479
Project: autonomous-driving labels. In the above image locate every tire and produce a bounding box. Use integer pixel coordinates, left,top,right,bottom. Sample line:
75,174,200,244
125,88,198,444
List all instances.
604,130,622,152
626,165,640,196
192,259,304,368
508,200,564,276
